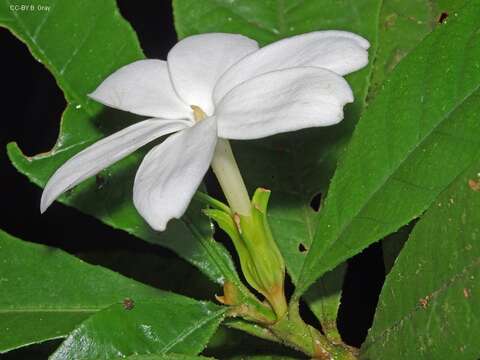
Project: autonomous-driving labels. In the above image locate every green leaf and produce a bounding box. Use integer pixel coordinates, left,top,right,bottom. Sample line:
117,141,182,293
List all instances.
296,0,480,296
361,159,480,359
0,229,163,352
366,0,465,100
302,264,346,342
228,356,301,360
78,250,219,300
376,0,464,287
173,0,383,48
50,298,226,360
1,0,238,285
126,355,214,360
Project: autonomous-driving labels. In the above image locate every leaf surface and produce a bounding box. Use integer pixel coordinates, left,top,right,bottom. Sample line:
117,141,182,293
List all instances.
51,298,225,360
367,0,465,99
0,229,163,352
296,0,480,296
126,355,213,360
127,355,213,360
361,159,480,359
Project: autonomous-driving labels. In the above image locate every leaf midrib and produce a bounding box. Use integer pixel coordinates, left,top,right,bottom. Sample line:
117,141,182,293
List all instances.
160,309,225,353
0,308,98,314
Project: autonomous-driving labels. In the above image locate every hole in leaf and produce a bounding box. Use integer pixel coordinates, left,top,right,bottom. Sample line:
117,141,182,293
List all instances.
310,192,322,212
298,243,308,253
438,11,449,23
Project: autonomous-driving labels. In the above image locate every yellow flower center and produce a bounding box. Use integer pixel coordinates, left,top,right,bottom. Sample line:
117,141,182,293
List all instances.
191,105,207,122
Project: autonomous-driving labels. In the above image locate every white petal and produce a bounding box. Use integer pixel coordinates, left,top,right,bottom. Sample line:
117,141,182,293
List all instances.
89,60,192,119
216,67,353,140
167,33,258,115
214,31,369,102
41,119,190,212
133,117,218,231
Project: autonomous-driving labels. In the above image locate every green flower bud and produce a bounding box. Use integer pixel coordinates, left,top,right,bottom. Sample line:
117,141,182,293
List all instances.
205,188,287,319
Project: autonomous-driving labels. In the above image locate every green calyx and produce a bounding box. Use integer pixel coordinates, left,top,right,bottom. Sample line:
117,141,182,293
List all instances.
203,188,287,319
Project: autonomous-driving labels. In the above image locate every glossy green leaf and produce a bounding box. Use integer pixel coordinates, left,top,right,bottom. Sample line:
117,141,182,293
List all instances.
79,250,218,301
0,229,164,352
228,356,301,360
51,298,226,360
127,355,214,360
361,159,480,359
296,0,480,296
1,0,238,285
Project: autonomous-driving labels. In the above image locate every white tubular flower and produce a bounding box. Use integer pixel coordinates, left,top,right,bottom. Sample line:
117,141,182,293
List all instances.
41,31,369,231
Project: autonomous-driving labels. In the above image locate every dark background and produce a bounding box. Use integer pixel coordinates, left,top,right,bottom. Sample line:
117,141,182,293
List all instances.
0,1,384,357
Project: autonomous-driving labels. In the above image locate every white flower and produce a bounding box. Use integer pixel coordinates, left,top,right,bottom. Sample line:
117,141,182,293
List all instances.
41,31,369,231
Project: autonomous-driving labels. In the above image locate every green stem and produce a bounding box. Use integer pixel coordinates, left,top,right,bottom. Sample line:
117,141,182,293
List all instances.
269,301,358,359
207,139,354,359
211,139,251,216
194,191,231,213
224,318,280,343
